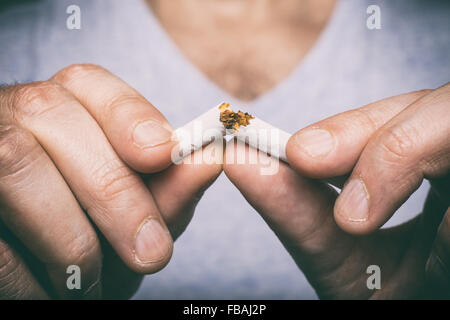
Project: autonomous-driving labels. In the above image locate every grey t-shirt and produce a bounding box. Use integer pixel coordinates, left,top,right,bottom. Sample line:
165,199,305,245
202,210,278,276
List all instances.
0,0,449,299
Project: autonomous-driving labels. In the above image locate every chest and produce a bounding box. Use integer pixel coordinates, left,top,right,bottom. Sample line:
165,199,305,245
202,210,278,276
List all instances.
162,24,323,101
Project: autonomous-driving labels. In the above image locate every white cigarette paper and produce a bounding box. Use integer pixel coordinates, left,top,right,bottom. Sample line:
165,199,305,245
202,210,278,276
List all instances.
232,117,291,162
172,103,292,164
171,104,225,164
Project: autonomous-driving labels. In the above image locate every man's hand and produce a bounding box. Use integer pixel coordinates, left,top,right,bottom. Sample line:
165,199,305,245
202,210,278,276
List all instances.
0,64,222,299
224,83,450,299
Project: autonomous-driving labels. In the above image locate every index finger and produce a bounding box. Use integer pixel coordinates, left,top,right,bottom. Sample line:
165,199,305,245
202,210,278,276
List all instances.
51,64,177,173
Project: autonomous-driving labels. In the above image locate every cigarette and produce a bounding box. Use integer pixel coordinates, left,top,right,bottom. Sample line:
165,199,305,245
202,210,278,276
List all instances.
172,103,291,163
233,116,291,162
219,103,291,162
172,104,225,163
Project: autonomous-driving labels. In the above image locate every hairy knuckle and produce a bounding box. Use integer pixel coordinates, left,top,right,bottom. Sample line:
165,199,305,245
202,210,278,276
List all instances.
11,82,68,120
91,158,139,202
53,63,103,84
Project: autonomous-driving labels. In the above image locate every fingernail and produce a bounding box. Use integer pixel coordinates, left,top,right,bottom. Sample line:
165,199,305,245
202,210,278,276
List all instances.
294,128,334,158
133,120,172,148
135,218,172,264
336,178,369,222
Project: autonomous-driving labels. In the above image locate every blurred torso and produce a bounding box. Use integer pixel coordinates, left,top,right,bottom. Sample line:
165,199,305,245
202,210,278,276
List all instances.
148,0,336,101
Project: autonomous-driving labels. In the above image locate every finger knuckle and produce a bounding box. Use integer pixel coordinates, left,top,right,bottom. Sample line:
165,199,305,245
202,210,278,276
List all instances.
352,108,382,133
52,63,104,84
63,231,100,267
103,94,147,121
0,125,24,169
0,125,39,178
379,124,418,161
90,158,140,202
11,81,68,120
0,242,23,295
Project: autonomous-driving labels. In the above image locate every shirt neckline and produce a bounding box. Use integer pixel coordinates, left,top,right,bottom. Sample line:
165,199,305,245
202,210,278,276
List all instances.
121,0,344,111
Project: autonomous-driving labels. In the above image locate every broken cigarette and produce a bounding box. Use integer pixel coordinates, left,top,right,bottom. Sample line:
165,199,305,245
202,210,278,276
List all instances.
172,103,291,163
171,104,225,163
